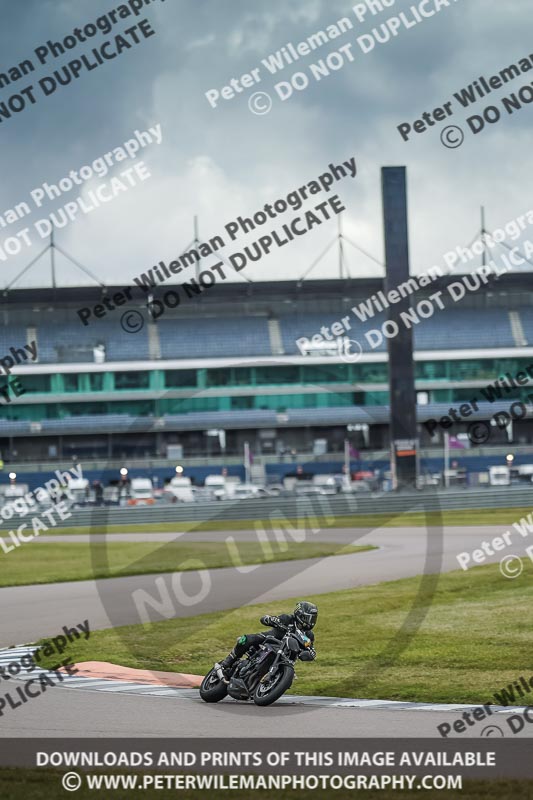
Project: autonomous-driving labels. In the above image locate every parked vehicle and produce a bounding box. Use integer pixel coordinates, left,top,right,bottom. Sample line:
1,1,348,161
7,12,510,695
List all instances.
311,474,338,495
515,465,533,483
3,484,30,499
204,475,241,501
294,484,324,496
66,478,90,506
266,483,284,496
127,478,155,506
488,466,511,486
417,473,441,489
167,476,195,503
232,484,262,500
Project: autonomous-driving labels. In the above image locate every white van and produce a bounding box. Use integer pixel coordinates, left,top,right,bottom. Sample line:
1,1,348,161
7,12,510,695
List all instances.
204,475,240,500
3,484,30,499
312,474,338,495
128,478,154,505
232,484,262,500
66,478,90,505
517,465,533,482
168,476,195,503
488,466,510,486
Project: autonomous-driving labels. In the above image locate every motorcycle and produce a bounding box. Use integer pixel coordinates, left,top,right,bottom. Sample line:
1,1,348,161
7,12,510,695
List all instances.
199,624,315,707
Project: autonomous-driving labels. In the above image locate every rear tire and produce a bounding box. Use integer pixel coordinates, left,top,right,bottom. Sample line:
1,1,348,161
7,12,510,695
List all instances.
253,664,294,707
199,668,228,703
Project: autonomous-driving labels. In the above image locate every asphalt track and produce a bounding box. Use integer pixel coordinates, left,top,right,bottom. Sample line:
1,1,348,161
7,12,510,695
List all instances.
4,683,531,738
1,524,525,738
0,526,510,645
2,645,529,740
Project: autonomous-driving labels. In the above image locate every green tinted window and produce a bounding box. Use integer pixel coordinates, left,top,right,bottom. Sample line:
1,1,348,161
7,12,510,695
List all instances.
88,373,104,391
114,372,150,390
206,369,230,387
165,370,198,388
301,365,349,383
16,374,51,393
255,366,300,385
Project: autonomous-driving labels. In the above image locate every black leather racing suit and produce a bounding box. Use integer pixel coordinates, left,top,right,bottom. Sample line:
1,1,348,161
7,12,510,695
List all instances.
228,613,316,662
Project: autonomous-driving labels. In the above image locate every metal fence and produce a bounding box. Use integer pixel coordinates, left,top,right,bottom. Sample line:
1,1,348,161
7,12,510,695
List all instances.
7,444,533,473
62,486,532,528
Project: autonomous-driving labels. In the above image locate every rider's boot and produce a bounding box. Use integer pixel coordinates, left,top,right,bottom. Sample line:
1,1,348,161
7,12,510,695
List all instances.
218,650,238,681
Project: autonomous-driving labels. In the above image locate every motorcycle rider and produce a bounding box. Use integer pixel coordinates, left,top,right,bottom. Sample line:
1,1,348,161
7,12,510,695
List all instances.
217,601,318,679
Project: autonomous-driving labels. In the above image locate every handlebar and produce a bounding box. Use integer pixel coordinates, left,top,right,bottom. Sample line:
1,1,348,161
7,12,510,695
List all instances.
261,616,289,631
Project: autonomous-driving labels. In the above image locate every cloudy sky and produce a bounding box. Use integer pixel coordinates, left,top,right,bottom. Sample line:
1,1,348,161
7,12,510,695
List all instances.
0,0,532,287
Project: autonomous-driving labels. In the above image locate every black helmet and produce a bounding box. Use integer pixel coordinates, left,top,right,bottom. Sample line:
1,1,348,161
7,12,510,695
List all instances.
294,601,318,630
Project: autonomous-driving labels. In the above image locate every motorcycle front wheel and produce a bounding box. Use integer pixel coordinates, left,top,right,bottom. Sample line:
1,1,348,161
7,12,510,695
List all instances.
199,668,228,703
253,664,294,707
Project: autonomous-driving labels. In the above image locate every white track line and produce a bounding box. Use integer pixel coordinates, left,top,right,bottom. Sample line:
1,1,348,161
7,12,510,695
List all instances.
0,647,523,712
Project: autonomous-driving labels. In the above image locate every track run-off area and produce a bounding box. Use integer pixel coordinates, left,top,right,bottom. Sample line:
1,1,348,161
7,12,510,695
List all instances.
1,524,528,738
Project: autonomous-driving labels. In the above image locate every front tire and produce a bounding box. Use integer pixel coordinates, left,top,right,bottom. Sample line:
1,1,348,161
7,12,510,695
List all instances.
253,664,294,706
199,668,228,703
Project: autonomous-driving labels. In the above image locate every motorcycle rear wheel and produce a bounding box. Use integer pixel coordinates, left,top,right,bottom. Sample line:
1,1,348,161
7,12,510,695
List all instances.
253,664,294,706
199,668,228,703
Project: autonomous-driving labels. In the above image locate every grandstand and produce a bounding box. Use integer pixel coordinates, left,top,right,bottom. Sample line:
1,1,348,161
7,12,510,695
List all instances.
1,272,533,482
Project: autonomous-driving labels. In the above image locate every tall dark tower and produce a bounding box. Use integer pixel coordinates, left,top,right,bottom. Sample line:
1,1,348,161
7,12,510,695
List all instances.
381,167,417,489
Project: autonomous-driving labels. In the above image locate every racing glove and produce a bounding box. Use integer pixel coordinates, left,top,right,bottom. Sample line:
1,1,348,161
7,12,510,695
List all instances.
299,646,317,661
260,614,285,629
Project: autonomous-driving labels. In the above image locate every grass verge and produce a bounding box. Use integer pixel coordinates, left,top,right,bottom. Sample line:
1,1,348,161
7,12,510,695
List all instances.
33,505,530,536
36,558,533,706
0,541,374,587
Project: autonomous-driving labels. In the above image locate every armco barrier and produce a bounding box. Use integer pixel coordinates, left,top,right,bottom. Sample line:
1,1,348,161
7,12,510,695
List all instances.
45,486,533,529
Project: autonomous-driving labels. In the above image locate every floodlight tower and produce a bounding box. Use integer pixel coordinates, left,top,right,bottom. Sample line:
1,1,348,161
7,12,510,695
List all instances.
381,167,418,490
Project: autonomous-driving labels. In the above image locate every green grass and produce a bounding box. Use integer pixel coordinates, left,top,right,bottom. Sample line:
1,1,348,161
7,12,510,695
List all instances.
0,771,530,800
36,558,533,706
0,541,374,587
32,506,530,536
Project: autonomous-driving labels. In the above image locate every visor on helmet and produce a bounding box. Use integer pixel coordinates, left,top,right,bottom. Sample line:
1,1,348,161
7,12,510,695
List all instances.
295,606,318,629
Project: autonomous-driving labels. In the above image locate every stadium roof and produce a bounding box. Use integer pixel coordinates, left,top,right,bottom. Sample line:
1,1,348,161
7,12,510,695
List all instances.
2,272,533,308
